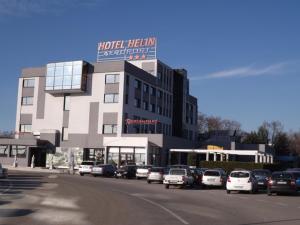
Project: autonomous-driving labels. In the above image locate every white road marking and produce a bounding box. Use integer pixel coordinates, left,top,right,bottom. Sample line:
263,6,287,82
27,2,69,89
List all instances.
276,202,288,207
112,189,189,225
132,194,190,225
48,175,58,179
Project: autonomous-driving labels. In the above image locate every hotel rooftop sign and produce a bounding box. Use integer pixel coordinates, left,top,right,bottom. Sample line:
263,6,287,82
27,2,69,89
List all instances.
97,37,157,62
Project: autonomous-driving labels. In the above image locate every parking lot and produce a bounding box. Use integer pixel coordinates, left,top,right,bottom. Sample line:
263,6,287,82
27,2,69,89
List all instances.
1,170,300,225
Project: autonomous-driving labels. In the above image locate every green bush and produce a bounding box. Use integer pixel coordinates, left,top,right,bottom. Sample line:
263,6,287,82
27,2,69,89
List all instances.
199,161,282,173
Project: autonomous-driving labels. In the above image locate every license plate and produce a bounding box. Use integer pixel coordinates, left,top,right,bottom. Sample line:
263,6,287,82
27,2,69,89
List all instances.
117,174,122,177
208,178,215,181
234,186,243,188
258,182,264,185
170,180,178,183
277,181,287,184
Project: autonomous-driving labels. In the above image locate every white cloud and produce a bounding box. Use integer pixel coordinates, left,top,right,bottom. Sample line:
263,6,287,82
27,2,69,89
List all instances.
0,0,96,17
191,61,299,80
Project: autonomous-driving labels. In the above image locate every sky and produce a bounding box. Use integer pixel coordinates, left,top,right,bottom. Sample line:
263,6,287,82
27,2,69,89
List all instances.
0,0,299,133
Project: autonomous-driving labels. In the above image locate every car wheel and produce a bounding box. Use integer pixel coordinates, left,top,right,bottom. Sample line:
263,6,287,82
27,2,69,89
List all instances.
165,184,169,189
92,174,97,177
80,173,84,176
227,190,231,194
147,180,151,184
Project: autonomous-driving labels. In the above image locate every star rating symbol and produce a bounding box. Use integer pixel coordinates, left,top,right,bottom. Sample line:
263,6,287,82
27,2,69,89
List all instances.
135,54,140,60
141,54,146,59
129,55,133,60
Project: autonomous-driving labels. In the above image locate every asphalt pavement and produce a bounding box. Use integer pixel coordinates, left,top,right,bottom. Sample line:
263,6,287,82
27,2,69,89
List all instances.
1,171,300,225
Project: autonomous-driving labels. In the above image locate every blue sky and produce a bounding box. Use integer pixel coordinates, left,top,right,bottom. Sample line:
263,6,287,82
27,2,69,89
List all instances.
0,0,299,132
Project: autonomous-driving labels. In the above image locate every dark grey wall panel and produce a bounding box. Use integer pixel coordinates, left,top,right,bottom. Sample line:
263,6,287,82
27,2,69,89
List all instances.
20,114,32,124
62,111,69,128
36,77,46,119
22,67,46,78
105,84,119,94
93,61,125,73
22,88,34,97
89,102,99,135
103,112,118,124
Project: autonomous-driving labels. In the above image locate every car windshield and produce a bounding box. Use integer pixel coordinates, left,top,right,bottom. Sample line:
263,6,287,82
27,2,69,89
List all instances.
231,172,250,178
272,173,293,179
151,168,163,172
204,171,220,176
170,169,186,175
81,162,94,165
253,170,270,177
292,172,300,179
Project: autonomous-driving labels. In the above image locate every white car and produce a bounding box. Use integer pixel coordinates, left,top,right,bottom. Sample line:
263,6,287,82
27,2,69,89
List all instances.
0,163,8,179
226,170,258,194
147,167,165,183
163,168,194,189
79,161,95,176
136,165,152,179
202,169,227,188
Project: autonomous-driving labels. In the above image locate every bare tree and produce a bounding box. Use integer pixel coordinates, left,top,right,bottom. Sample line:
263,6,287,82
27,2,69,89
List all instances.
289,131,300,155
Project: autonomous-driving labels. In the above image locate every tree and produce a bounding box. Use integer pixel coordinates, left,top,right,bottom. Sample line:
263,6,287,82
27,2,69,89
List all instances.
289,131,300,155
273,132,290,156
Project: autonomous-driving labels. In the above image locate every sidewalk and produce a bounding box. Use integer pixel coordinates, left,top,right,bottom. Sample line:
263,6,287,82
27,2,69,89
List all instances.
6,166,74,174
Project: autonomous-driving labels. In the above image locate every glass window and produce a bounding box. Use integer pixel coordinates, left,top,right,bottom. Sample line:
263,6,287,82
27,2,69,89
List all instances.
46,76,54,89
23,79,35,88
62,127,69,141
157,106,162,114
21,96,33,105
64,95,70,110
55,66,63,76
63,65,72,76
105,74,119,84
134,79,141,89
20,124,32,133
104,94,118,103
157,72,162,80
143,101,148,110
150,87,156,96
143,84,149,93
157,90,162,99
63,76,72,89
47,66,55,76
150,104,155,113
134,98,141,108
73,65,82,75
103,124,117,134
72,75,81,88
54,76,63,89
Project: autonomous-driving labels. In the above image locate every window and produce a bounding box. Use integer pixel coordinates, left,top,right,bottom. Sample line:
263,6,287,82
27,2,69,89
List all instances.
104,94,119,103
134,98,141,108
150,103,156,113
21,96,33,105
157,90,162,99
126,75,130,86
62,127,69,141
150,87,156,96
143,84,149,93
64,95,70,110
157,106,162,115
134,79,141,89
105,74,119,84
157,72,162,80
103,124,117,134
20,124,32,133
23,79,35,88
143,101,149,110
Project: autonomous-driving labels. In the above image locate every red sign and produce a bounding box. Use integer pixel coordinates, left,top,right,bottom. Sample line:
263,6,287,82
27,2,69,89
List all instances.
126,119,158,125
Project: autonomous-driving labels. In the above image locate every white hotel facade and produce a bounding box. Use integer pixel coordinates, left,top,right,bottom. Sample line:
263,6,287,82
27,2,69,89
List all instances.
0,58,198,167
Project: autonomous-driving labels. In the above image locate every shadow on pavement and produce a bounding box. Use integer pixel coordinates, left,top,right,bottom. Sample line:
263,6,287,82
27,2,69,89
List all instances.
0,209,34,217
240,218,300,225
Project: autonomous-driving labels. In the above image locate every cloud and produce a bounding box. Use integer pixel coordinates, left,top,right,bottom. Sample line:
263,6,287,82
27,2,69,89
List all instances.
0,0,96,17
191,61,299,80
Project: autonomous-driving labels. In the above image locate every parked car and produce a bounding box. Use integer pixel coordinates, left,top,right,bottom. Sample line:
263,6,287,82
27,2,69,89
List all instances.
79,161,95,176
0,163,8,179
163,168,194,189
190,168,205,185
147,167,165,183
136,165,152,179
168,164,190,169
91,164,116,177
252,169,271,189
290,172,300,190
267,171,299,195
286,168,300,172
202,169,227,188
226,170,258,194
114,165,137,179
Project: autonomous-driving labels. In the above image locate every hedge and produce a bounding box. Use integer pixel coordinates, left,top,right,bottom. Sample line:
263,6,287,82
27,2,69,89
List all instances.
198,161,283,173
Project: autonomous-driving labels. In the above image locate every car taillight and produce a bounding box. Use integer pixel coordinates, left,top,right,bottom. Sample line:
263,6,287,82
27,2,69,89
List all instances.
227,177,231,182
220,177,223,183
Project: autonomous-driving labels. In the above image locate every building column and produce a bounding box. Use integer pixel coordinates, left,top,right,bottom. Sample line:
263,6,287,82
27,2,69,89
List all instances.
270,155,274,164
220,153,223,162
263,155,266,164
226,154,229,161
213,153,217,162
255,153,258,163
266,155,270,164
206,152,209,161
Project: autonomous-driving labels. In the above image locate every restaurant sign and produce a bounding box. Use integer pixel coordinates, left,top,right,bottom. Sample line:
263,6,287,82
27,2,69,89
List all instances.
97,37,157,62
